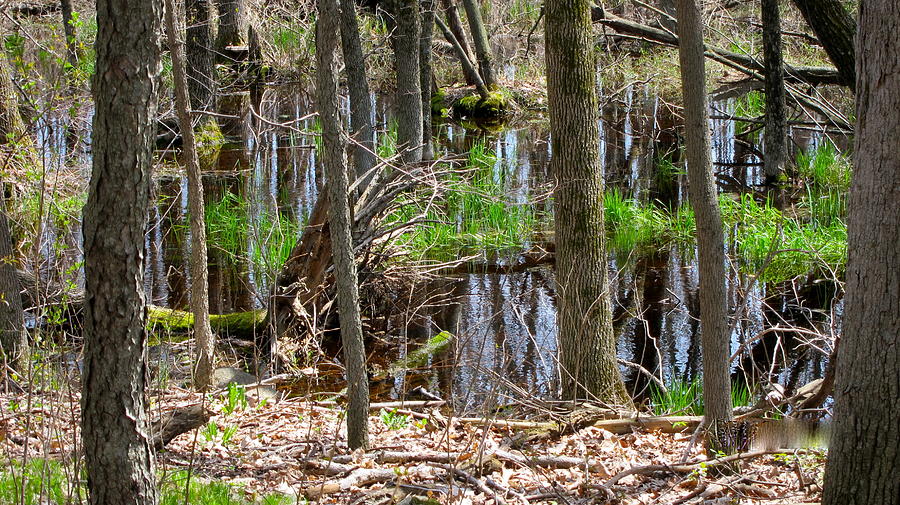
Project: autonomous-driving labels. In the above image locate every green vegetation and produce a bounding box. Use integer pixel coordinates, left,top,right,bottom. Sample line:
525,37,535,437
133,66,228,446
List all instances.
453,90,510,119
651,378,753,416
148,306,267,340
379,408,410,430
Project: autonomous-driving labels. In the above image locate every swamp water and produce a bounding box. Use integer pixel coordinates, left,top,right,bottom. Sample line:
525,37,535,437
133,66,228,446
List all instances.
35,85,843,414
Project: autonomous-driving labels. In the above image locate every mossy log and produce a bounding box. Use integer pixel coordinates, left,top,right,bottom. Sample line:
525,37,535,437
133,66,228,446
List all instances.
147,306,266,339
451,90,509,120
386,331,454,375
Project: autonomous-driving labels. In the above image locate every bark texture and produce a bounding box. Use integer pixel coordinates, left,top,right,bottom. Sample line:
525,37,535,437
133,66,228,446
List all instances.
419,0,435,160
82,0,161,503
674,0,733,432
215,0,247,52
439,0,479,85
0,208,27,370
186,0,215,112
390,0,423,163
165,0,215,390
461,0,496,88
434,15,489,98
822,1,900,503
339,0,376,185
762,0,786,182
790,0,855,89
317,0,370,450
545,0,630,404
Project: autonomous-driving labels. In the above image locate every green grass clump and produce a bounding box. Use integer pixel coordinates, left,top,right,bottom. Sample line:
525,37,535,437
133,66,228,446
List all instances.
651,378,754,416
159,470,295,505
0,459,83,505
796,142,851,228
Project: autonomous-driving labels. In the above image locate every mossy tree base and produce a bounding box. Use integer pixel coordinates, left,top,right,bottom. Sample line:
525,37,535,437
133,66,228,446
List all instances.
452,90,509,120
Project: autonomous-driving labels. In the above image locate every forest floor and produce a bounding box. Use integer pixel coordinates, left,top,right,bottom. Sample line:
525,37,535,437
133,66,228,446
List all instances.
0,383,825,505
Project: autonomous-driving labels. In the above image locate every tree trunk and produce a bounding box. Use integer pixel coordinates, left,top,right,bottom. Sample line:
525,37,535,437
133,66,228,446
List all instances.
419,0,435,160
215,0,246,53
822,1,900,503
390,0,423,163
434,15,489,99
461,0,496,88
0,207,27,371
164,0,215,391
82,0,160,503
339,0,377,187
439,0,479,85
762,0,786,182
186,0,215,112
60,0,78,69
0,55,26,140
317,0,370,450
545,0,630,404
674,0,734,447
790,0,855,89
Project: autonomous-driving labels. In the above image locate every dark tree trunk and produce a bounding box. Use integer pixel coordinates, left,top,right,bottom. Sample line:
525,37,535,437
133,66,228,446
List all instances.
165,0,215,390
60,0,78,69
675,0,733,446
390,0,423,163
82,0,161,503
419,0,435,160
317,0,370,450
762,0,786,182
545,0,630,404
0,207,27,370
439,0,479,85
461,0,496,88
790,0,855,89
822,1,900,503
186,0,215,112
215,0,247,53
339,0,377,187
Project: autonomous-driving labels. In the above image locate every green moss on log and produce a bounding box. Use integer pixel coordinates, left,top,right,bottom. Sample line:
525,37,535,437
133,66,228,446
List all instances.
387,331,454,375
452,90,509,119
147,306,266,339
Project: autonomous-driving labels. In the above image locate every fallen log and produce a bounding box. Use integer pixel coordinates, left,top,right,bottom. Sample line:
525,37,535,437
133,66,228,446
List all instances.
303,468,397,500
150,404,211,450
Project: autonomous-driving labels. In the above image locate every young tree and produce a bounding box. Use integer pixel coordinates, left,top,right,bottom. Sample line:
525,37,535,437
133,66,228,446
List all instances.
317,0,370,449
81,0,160,503
460,0,496,88
675,0,733,447
762,0,786,183
164,0,215,390
389,0,423,163
339,0,377,186
186,0,215,113
790,0,855,89
545,0,630,404
822,1,900,503
438,0,479,85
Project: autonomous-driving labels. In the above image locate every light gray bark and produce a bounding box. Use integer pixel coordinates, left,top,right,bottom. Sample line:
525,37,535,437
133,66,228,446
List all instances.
164,0,215,391
822,1,900,503
674,0,733,437
82,0,161,503
545,0,630,404
439,0,479,85
461,0,496,88
434,15,489,99
317,0,370,450
762,0,786,181
339,0,376,186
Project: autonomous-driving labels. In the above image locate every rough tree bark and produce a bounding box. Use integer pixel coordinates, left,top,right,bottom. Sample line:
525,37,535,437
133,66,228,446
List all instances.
822,1,900,503
545,0,630,404
215,0,247,53
390,0,423,163
0,207,27,371
762,0,786,182
419,0,435,160
461,0,496,88
164,0,215,391
439,0,479,85
789,0,855,89
675,0,733,448
317,0,370,450
186,0,215,112
81,0,160,503
339,0,377,186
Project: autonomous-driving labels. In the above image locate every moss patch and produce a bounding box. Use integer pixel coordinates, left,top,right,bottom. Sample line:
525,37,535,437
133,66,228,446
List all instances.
148,306,266,340
452,90,509,119
195,119,226,163
387,331,454,375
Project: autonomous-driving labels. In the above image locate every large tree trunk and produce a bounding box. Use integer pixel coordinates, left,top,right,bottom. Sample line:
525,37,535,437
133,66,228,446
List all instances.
789,0,855,90
675,0,734,448
339,0,377,187
82,0,160,503
545,0,630,404
317,0,370,450
822,1,900,503
164,0,215,391
215,0,247,54
762,0,786,182
0,208,27,371
390,0,423,163
460,0,496,88
186,0,215,112
419,0,435,160
439,0,479,85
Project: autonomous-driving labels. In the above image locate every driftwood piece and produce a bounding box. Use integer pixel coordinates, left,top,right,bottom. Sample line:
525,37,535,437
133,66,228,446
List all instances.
150,404,211,450
303,468,397,500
